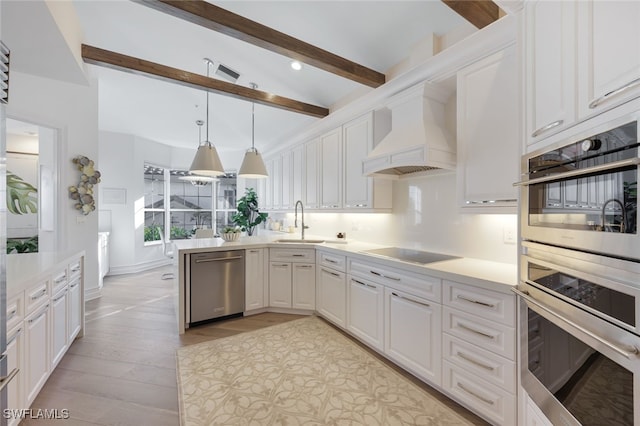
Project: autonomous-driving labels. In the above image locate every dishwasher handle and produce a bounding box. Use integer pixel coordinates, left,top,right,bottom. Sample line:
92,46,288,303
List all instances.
195,255,244,263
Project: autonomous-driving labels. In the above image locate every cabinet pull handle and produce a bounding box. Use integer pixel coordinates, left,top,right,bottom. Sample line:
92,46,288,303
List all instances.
325,258,338,264
457,352,495,371
291,254,306,257
0,368,19,394
326,270,340,278
71,265,81,272
248,250,259,253
7,328,22,346
195,256,243,263
458,323,496,340
275,263,289,267
589,77,640,109
370,270,401,281
70,282,79,289
296,265,313,269
30,288,47,301
7,307,17,321
392,292,429,308
456,295,495,308
531,119,563,138
54,274,67,284
53,291,67,302
28,305,49,323
352,279,376,289
457,383,494,405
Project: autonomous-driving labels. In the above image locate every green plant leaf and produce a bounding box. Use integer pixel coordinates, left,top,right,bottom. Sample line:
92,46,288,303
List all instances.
7,171,38,215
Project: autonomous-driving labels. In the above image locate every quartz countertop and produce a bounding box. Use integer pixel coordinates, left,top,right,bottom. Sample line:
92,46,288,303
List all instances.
173,231,517,293
7,250,85,297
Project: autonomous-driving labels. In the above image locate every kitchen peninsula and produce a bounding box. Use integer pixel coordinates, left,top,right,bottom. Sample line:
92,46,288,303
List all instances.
173,233,518,425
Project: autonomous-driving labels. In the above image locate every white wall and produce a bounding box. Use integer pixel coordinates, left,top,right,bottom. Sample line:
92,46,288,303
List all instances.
7,70,101,298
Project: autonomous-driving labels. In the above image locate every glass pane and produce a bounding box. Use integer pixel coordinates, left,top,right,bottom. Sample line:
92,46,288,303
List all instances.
189,211,212,229
144,212,164,242
217,175,237,210
215,211,234,230
169,211,193,240
144,164,165,209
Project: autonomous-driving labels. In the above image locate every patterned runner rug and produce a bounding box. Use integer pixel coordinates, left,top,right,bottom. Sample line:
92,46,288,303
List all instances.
176,316,474,425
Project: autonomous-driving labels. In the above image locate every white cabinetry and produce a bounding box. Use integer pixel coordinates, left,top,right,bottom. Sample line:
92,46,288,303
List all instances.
292,145,304,205
316,252,347,328
319,128,343,209
281,151,293,210
245,248,267,312
269,248,315,310
51,287,68,368
457,45,519,211
343,113,392,210
385,288,442,386
7,325,24,424
68,278,82,341
263,159,274,209
347,276,384,350
304,139,320,209
271,156,282,210
25,302,50,406
525,0,640,146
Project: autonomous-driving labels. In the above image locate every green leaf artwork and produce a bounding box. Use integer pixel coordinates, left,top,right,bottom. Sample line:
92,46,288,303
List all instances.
7,171,38,215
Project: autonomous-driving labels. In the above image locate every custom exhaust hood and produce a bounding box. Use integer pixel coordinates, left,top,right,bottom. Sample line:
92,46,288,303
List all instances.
363,82,455,177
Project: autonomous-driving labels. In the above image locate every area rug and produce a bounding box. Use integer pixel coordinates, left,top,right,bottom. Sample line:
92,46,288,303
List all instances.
176,316,475,426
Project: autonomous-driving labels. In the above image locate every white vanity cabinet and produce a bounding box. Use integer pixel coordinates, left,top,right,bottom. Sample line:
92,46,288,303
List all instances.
269,248,315,310
457,45,519,211
346,276,384,351
245,248,267,312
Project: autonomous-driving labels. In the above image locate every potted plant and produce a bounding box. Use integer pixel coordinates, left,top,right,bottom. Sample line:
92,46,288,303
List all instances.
231,188,268,236
220,226,241,242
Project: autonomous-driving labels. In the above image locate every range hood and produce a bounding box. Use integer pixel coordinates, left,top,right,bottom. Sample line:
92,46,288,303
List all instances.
363,82,455,177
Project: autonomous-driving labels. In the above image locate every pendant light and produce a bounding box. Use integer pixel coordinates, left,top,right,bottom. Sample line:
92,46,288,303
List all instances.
181,120,216,186
189,58,225,176
238,83,268,179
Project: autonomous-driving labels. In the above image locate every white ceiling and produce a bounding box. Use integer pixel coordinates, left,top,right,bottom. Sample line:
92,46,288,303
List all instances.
9,1,475,154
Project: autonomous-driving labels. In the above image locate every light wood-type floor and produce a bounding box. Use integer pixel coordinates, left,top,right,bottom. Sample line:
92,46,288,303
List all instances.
23,266,489,426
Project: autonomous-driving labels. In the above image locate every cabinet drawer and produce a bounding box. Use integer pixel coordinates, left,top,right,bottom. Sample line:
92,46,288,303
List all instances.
443,281,515,327
443,333,516,394
443,306,516,360
51,267,68,295
270,248,315,263
7,294,23,332
318,251,346,272
442,360,516,426
25,281,49,314
348,258,441,303
69,258,82,280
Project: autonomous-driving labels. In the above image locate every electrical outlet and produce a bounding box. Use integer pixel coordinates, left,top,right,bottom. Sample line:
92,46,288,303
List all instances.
503,226,516,244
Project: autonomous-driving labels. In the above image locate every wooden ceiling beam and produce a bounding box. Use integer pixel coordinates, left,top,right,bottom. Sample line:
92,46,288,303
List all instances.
441,0,500,29
81,44,329,118
132,0,386,88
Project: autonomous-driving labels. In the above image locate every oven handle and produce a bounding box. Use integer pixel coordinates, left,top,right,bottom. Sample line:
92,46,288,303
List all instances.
513,157,640,187
512,288,639,359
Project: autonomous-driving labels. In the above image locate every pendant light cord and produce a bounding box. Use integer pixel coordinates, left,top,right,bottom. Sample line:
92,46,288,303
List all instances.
250,82,257,152
204,58,214,146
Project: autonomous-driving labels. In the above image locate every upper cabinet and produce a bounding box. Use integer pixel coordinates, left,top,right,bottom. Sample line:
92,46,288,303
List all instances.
291,145,304,205
457,45,519,212
525,0,640,146
319,127,343,210
305,139,320,209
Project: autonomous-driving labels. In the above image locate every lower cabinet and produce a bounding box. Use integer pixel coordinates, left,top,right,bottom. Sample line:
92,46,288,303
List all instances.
6,326,24,424
51,287,68,368
25,303,50,406
316,266,346,327
245,248,267,311
384,287,442,386
269,260,316,310
68,278,82,341
346,276,383,351
269,262,293,308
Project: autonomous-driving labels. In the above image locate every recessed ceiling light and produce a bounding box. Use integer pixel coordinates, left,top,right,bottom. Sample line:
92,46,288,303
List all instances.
290,61,302,71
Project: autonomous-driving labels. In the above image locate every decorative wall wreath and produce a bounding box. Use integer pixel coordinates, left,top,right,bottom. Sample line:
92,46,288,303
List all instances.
69,155,101,215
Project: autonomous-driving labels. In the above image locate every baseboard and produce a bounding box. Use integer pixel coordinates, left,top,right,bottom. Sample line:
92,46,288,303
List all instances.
84,287,102,301
107,258,171,276
264,307,315,316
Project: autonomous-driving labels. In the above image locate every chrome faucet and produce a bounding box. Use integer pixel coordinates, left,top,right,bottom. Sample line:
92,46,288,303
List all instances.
601,198,626,233
294,200,308,240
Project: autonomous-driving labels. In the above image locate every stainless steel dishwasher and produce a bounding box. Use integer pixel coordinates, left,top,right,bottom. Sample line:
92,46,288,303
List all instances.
189,250,245,324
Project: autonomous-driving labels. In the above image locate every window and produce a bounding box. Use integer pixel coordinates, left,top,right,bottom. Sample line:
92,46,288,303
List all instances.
143,164,237,243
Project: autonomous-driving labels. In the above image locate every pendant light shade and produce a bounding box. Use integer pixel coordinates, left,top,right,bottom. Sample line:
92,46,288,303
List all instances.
190,58,225,177
238,83,268,179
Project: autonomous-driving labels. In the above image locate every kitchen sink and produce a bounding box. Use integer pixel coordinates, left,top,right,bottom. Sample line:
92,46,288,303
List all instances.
361,247,459,264
274,239,325,244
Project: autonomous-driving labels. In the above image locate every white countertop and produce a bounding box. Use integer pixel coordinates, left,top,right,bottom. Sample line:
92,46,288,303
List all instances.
7,250,85,297
173,231,517,293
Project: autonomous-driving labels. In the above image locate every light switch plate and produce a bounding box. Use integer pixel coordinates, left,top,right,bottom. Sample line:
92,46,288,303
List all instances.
503,226,516,244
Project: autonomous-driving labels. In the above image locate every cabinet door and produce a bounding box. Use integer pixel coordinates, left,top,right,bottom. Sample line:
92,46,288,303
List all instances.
245,249,265,311
578,1,640,118
457,46,519,210
305,139,319,209
292,145,304,205
320,128,343,209
292,263,315,310
347,277,383,350
343,113,372,208
281,151,292,210
272,156,282,209
68,279,82,341
269,262,292,308
25,304,50,405
6,326,24,422
317,267,346,327
525,0,576,144
264,160,274,209
384,288,441,386
51,289,68,368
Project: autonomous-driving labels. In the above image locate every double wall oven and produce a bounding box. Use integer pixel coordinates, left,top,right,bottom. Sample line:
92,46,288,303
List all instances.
516,114,640,425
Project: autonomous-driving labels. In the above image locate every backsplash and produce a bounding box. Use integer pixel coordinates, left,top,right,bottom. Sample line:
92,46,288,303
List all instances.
268,171,517,264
